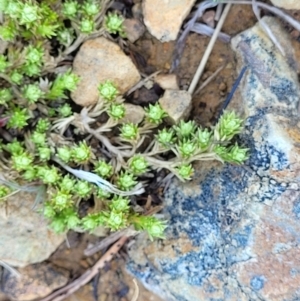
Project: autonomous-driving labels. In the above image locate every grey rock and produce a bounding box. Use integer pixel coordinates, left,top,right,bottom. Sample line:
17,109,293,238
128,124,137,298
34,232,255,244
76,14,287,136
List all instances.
127,17,300,301
0,187,65,267
71,37,141,107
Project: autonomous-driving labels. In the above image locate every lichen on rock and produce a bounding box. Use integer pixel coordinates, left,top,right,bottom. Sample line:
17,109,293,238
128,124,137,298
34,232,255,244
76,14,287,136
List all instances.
126,17,300,301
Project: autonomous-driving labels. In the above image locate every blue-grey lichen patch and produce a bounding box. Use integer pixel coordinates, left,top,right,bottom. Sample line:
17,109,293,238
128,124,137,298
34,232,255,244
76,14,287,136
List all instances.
127,17,300,301
250,275,266,291
232,226,252,248
292,199,300,219
270,76,298,105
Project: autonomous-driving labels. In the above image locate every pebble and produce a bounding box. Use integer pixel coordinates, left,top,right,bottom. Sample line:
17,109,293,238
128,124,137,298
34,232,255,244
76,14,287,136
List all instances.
119,104,145,124
71,37,141,107
123,19,145,43
143,0,197,42
218,82,227,91
159,89,192,124
202,10,216,28
155,74,179,90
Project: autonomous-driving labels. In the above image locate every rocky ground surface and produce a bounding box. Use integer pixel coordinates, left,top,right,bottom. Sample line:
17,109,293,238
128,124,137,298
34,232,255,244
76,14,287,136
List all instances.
2,0,300,300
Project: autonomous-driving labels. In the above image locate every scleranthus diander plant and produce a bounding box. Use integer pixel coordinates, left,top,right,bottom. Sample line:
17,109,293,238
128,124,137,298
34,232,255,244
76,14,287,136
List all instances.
0,0,248,240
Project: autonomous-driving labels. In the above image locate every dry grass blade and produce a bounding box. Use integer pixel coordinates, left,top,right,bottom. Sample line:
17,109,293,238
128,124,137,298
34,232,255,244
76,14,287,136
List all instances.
251,0,285,56
193,65,225,96
84,226,138,256
126,71,161,96
0,260,21,278
188,3,232,95
215,3,225,21
130,279,139,301
191,23,231,42
171,0,219,72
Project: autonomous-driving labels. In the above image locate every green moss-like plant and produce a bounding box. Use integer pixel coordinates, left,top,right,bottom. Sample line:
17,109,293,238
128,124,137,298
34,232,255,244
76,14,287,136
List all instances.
0,1,248,240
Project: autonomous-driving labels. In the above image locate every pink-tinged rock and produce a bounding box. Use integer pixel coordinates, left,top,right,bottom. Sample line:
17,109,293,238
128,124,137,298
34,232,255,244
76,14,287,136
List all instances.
155,74,179,90
270,0,300,10
123,19,145,43
143,0,196,42
127,17,300,301
71,37,141,107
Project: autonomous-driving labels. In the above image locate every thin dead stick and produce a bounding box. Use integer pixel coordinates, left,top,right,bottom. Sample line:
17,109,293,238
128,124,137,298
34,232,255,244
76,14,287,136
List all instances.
252,0,285,56
215,3,224,21
193,65,225,96
126,71,161,96
188,3,232,95
131,279,139,301
84,226,137,256
84,205,164,257
39,236,128,301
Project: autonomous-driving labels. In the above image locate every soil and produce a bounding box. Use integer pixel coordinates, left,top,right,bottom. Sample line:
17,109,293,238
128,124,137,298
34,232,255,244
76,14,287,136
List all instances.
3,1,300,301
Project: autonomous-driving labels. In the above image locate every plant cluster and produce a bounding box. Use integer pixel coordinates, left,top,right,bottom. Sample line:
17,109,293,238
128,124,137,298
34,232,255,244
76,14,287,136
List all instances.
0,1,248,240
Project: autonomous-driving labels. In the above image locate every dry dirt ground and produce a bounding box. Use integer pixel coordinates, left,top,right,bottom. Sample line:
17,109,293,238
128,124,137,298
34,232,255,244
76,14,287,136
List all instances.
3,2,300,301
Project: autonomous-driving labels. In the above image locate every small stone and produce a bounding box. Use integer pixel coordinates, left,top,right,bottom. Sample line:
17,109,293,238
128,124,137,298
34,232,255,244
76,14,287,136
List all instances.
132,3,143,19
1,263,69,300
218,82,227,91
155,74,179,90
123,19,145,43
202,10,215,28
71,37,141,107
159,89,192,124
143,0,197,42
119,104,145,124
270,0,300,9
0,180,65,267
290,29,300,39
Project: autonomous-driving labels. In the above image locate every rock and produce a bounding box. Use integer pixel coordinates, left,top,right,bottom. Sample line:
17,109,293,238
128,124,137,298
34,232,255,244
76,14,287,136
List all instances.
71,37,141,107
0,187,65,267
270,0,300,10
123,19,145,43
142,0,196,42
155,74,179,90
119,104,145,124
1,263,69,300
132,3,143,20
159,89,191,125
201,10,215,28
127,17,300,301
